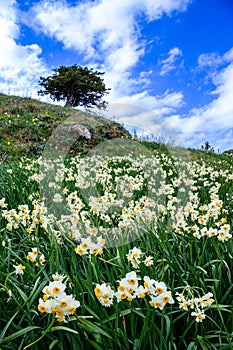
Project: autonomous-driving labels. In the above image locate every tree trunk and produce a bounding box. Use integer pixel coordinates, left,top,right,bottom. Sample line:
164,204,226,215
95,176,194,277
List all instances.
65,94,73,107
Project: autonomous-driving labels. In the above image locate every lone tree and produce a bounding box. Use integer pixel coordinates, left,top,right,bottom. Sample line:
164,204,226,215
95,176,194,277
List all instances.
38,65,110,108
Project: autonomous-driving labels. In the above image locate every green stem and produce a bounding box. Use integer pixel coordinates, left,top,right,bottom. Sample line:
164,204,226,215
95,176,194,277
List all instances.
23,315,55,350
212,285,233,350
160,311,164,350
197,239,208,266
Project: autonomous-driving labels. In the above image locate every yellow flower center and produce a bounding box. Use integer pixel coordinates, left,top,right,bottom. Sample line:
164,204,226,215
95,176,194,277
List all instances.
94,287,101,298
68,306,76,314
75,248,84,255
128,278,136,285
60,300,68,308
52,286,60,294
118,285,125,292
56,310,64,317
162,296,170,303
45,287,50,295
155,301,162,308
38,305,46,313
155,287,163,294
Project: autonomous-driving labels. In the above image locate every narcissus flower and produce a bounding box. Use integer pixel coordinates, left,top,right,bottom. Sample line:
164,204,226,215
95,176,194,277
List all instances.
38,275,80,322
95,271,174,311
176,287,214,323
94,283,114,307
13,263,25,275
191,310,206,322
144,256,154,266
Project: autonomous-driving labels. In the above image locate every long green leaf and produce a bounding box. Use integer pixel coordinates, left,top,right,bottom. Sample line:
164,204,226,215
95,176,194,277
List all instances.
0,326,41,345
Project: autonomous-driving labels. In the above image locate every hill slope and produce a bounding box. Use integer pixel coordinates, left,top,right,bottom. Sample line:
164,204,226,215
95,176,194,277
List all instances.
0,94,131,160
1,93,232,163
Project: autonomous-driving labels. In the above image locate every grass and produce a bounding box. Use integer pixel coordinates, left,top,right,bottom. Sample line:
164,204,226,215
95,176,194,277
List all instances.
0,94,232,349
0,146,232,349
0,93,130,160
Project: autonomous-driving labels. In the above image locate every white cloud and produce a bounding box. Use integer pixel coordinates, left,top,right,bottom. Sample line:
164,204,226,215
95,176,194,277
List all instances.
30,0,190,58
29,0,190,105
144,0,190,20
198,47,233,68
0,0,48,97
197,52,222,69
200,63,233,128
111,89,184,115
168,51,233,151
158,47,183,76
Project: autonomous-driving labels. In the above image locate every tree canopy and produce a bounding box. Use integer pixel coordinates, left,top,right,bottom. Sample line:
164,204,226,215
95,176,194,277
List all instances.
38,65,110,108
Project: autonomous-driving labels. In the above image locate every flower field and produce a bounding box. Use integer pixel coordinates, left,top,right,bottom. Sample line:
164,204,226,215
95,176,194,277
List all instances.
0,142,233,350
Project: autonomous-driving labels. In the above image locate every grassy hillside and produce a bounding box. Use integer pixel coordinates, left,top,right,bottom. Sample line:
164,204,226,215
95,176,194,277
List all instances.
0,94,131,160
1,93,233,163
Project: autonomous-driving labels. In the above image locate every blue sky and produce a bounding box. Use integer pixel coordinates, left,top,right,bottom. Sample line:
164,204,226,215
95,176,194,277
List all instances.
1,0,233,151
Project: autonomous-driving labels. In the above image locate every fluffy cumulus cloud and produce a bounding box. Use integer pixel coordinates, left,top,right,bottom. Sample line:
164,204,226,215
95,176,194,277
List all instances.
0,0,48,96
158,47,183,76
29,0,190,107
168,48,233,151
30,0,190,59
